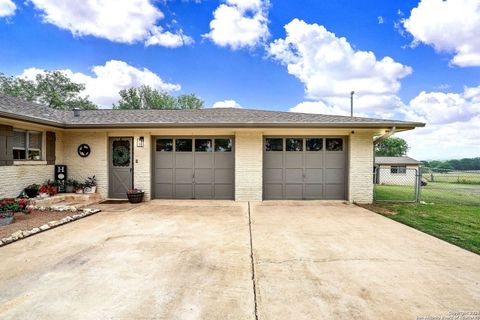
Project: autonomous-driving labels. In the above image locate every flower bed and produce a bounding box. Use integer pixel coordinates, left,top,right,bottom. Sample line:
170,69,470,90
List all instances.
0,207,101,247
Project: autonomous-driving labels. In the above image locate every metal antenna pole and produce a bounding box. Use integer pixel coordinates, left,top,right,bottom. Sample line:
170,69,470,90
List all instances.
350,91,355,117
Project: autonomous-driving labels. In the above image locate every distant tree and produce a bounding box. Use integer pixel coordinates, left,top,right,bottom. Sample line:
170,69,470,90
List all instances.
0,71,97,110
113,86,204,110
375,137,409,157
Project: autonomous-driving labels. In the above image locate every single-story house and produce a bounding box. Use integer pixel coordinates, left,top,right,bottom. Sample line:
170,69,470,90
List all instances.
0,95,424,203
374,156,421,185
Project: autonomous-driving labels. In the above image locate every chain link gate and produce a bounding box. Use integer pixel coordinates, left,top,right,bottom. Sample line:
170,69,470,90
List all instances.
373,166,421,203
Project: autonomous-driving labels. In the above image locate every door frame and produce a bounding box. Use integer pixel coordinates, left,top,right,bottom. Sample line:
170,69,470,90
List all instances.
151,136,235,199
108,137,134,199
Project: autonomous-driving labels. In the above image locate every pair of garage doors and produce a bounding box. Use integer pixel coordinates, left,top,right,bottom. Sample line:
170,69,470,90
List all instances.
153,136,346,200
263,137,346,200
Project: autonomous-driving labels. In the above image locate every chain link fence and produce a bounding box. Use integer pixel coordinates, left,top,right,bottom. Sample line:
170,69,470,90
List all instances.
373,167,480,206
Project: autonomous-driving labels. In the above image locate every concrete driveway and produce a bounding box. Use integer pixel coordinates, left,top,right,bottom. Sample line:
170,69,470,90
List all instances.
0,201,479,319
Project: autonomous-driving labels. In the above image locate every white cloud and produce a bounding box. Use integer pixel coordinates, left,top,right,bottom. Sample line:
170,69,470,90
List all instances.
211,100,242,108
377,16,384,24
0,0,16,17
28,0,193,47
402,0,480,67
399,85,480,159
204,0,269,49
145,26,194,48
289,101,350,116
20,60,181,107
268,19,412,115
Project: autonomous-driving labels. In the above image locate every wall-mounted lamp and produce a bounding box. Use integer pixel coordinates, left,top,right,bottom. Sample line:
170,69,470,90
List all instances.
137,136,145,148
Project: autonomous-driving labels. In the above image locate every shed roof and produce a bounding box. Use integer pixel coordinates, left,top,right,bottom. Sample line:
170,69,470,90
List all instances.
375,156,421,165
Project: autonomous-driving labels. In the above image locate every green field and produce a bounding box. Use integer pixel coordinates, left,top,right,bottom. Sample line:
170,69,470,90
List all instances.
423,171,480,184
372,182,480,254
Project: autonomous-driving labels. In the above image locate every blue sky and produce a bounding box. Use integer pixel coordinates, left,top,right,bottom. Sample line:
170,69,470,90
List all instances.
0,0,479,160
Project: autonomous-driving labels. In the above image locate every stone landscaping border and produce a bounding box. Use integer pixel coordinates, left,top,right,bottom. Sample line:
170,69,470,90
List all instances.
0,208,101,247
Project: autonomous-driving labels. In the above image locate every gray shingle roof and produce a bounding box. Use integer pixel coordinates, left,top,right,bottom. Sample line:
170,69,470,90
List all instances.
0,95,425,129
375,156,421,165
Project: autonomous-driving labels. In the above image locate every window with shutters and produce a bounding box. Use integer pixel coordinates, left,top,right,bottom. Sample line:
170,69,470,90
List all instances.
13,130,43,160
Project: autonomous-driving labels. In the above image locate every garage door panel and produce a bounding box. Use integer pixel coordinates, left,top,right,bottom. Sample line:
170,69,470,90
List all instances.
215,184,233,199
214,154,233,168
175,153,193,168
305,168,323,183
325,184,345,199
304,184,323,199
195,168,213,183
264,153,282,168
285,184,303,199
195,184,212,199
264,168,283,183
325,168,344,183
305,153,323,168
195,153,213,168
175,184,193,199
155,153,174,168
285,168,303,183
325,153,345,168
155,183,173,198
155,168,173,182
265,184,283,199
285,153,302,167
175,169,193,183
215,168,234,184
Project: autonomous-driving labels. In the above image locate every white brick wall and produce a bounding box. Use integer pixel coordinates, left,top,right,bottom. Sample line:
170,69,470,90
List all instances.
0,164,55,198
235,131,263,201
132,134,151,201
62,131,109,199
348,132,374,203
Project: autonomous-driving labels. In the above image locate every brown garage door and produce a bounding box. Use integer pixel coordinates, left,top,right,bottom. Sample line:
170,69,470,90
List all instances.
154,137,234,199
263,137,346,200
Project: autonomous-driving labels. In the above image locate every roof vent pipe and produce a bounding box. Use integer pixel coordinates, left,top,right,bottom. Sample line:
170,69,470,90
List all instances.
73,108,80,117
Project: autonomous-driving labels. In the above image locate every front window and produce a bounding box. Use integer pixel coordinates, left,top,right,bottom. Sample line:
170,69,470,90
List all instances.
13,130,42,160
391,166,407,174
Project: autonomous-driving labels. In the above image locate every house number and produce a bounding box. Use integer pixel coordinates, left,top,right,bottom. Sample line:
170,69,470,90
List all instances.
77,144,91,158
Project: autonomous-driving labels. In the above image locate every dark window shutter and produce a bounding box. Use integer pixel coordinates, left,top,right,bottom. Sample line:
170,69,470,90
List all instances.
0,125,13,166
46,131,56,165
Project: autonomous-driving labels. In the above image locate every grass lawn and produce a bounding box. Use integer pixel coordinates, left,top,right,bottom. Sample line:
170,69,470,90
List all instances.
370,183,480,255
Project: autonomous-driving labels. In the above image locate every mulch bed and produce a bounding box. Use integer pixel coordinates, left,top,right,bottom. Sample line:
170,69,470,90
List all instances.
0,210,76,239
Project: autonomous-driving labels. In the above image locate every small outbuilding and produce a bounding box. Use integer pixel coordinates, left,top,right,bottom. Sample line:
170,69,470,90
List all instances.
375,156,421,185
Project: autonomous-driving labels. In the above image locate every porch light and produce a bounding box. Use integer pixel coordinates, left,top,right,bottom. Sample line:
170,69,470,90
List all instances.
137,136,145,148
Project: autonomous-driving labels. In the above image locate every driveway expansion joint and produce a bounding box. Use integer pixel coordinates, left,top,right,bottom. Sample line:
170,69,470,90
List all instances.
247,202,259,320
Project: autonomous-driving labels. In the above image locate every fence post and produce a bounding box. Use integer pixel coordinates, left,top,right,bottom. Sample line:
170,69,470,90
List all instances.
417,169,422,203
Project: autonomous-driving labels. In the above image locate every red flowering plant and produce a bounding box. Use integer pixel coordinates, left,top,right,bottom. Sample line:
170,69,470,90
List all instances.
38,180,58,196
127,188,143,195
0,198,32,218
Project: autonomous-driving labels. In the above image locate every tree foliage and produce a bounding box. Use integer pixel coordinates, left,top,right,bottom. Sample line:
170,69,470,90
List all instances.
113,86,204,110
0,71,97,110
375,137,409,157
422,158,480,171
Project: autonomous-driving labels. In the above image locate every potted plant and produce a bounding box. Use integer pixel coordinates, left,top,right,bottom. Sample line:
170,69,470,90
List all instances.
83,176,97,194
75,183,84,194
24,183,40,198
127,188,144,204
65,179,79,193
0,198,31,226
